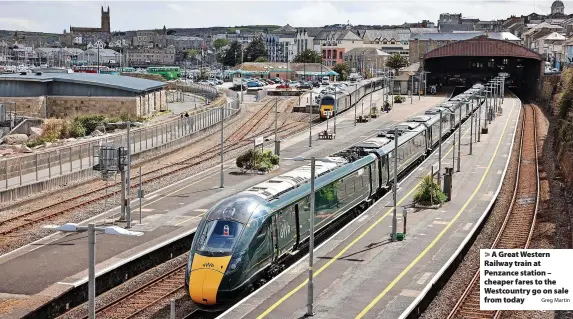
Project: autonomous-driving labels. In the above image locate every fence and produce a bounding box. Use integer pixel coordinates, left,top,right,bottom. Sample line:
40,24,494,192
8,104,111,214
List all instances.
167,83,218,101
0,98,241,192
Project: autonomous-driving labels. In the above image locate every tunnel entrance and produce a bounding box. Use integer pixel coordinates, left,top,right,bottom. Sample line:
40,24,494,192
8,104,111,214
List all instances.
423,36,542,99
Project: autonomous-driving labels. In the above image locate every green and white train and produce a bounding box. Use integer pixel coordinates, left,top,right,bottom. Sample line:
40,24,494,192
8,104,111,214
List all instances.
185,84,488,310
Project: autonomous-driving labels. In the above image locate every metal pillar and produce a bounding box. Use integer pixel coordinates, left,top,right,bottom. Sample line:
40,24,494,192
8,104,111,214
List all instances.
333,90,337,135
438,111,442,187
392,129,398,242
126,123,131,228
274,98,279,155
457,104,461,172
220,106,224,188
470,102,474,154
309,92,313,147
88,223,96,319
306,157,316,317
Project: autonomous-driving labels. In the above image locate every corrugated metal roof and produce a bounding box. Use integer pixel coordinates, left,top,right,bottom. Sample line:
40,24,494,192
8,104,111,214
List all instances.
0,73,166,93
412,32,520,41
424,35,542,61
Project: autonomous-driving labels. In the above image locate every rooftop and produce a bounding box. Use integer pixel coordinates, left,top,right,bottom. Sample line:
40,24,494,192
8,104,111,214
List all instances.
412,32,520,41
0,73,166,93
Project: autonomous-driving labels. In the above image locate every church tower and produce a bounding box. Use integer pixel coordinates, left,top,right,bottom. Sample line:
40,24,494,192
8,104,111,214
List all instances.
101,6,110,33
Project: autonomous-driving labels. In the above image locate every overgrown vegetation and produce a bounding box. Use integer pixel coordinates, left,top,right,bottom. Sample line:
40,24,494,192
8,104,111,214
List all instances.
25,114,145,147
236,149,279,172
413,175,447,206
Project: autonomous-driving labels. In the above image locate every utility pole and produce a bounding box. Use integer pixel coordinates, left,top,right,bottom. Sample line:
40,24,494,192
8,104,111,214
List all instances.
306,157,316,316
309,91,313,147
274,98,279,155
391,129,398,242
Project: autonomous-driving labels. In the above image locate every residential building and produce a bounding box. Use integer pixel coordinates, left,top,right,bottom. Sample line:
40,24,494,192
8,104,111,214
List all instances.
35,47,84,67
127,46,176,66
294,28,322,56
343,48,389,74
561,37,573,64
533,32,566,62
438,13,481,32
408,32,521,64
8,43,37,64
173,36,204,51
314,29,366,67
474,21,503,32
361,29,412,58
265,25,297,62
522,22,563,50
79,48,121,66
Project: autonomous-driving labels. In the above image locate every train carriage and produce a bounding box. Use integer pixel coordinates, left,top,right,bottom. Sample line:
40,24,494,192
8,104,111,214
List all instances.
185,77,489,311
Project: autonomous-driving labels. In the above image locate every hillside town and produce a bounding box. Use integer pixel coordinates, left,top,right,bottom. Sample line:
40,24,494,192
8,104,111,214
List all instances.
0,1,571,73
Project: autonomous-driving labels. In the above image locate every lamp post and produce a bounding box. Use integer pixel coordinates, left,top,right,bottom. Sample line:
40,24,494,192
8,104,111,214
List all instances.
43,223,143,319
354,84,358,126
437,109,456,186
274,97,279,155
390,126,417,242
219,103,236,188
286,156,338,317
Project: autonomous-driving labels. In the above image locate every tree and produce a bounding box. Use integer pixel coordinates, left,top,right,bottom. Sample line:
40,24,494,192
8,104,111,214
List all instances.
254,56,268,62
244,37,268,62
186,49,198,60
332,63,350,80
293,49,322,63
220,41,243,66
213,38,229,52
385,53,409,73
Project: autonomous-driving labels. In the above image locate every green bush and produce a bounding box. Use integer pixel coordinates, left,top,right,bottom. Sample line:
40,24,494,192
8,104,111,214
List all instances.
413,175,447,205
69,120,86,137
394,95,405,103
25,138,44,148
236,149,279,172
75,115,106,135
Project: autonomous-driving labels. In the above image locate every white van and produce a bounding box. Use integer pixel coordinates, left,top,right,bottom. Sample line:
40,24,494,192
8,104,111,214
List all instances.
321,76,330,85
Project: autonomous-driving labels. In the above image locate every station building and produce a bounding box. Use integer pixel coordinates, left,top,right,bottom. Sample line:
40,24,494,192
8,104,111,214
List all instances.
0,73,167,118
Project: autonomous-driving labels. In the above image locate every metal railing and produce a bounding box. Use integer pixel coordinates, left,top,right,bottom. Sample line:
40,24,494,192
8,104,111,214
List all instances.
0,98,240,191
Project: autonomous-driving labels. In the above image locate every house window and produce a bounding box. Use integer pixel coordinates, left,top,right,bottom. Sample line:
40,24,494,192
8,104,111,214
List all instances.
339,51,342,59
503,58,508,65
383,41,387,44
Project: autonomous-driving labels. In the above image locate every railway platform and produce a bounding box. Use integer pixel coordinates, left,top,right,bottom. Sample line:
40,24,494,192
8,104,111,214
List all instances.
218,97,521,319
0,87,445,318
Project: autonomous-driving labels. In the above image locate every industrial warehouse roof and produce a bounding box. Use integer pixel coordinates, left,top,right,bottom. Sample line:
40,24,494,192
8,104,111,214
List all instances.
0,73,166,93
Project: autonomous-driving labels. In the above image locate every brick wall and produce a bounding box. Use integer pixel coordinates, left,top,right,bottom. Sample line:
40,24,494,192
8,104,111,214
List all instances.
0,96,46,117
46,96,139,118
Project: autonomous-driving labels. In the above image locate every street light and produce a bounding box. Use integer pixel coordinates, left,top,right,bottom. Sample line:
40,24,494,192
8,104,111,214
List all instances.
285,156,338,317
389,127,417,242
43,223,143,319
219,103,237,188
437,109,456,187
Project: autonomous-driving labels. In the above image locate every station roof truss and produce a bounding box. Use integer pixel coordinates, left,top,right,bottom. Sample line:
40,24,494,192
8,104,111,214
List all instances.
424,35,542,61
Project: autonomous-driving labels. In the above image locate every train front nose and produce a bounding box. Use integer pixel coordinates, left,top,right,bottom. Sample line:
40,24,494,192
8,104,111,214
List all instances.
189,254,232,305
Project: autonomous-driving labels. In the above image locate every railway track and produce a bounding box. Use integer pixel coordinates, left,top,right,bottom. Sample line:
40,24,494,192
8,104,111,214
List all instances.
0,103,308,237
447,104,539,319
79,265,186,319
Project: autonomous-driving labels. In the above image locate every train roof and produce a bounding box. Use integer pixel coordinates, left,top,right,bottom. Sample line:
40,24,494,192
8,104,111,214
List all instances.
424,106,447,115
242,156,347,200
355,137,392,150
408,115,432,123
269,154,377,210
396,121,423,130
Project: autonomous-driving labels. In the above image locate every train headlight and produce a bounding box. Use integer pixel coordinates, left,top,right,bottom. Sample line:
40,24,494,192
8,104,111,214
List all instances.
226,256,242,274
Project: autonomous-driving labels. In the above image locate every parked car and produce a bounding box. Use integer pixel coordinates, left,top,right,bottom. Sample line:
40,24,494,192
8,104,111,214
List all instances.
312,81,321,88
297,82,313,90
230,84,247,91
276,83,290,89
247,81,262,87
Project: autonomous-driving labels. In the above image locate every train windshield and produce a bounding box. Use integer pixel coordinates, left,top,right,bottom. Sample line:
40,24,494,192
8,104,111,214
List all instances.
321,96,335,105
195,220,244,255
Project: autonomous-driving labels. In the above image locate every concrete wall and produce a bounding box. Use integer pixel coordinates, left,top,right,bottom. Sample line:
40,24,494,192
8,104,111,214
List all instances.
0,96,46,118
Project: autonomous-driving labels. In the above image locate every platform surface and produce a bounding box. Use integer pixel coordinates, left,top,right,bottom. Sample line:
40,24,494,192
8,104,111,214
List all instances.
0,85,446,318
218,97,520,319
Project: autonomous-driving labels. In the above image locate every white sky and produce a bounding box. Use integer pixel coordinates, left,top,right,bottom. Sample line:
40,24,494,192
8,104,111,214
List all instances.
0,0,562,33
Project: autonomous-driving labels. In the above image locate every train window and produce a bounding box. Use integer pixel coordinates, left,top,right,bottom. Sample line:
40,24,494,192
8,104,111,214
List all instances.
195,220,244,255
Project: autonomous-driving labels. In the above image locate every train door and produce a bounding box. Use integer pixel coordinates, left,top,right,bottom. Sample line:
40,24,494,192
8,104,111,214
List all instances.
248,218,273,272
276,206,297,255
271,215,280,261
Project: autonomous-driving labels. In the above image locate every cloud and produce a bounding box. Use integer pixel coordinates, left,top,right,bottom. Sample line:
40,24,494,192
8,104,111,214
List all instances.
0,18,40,31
